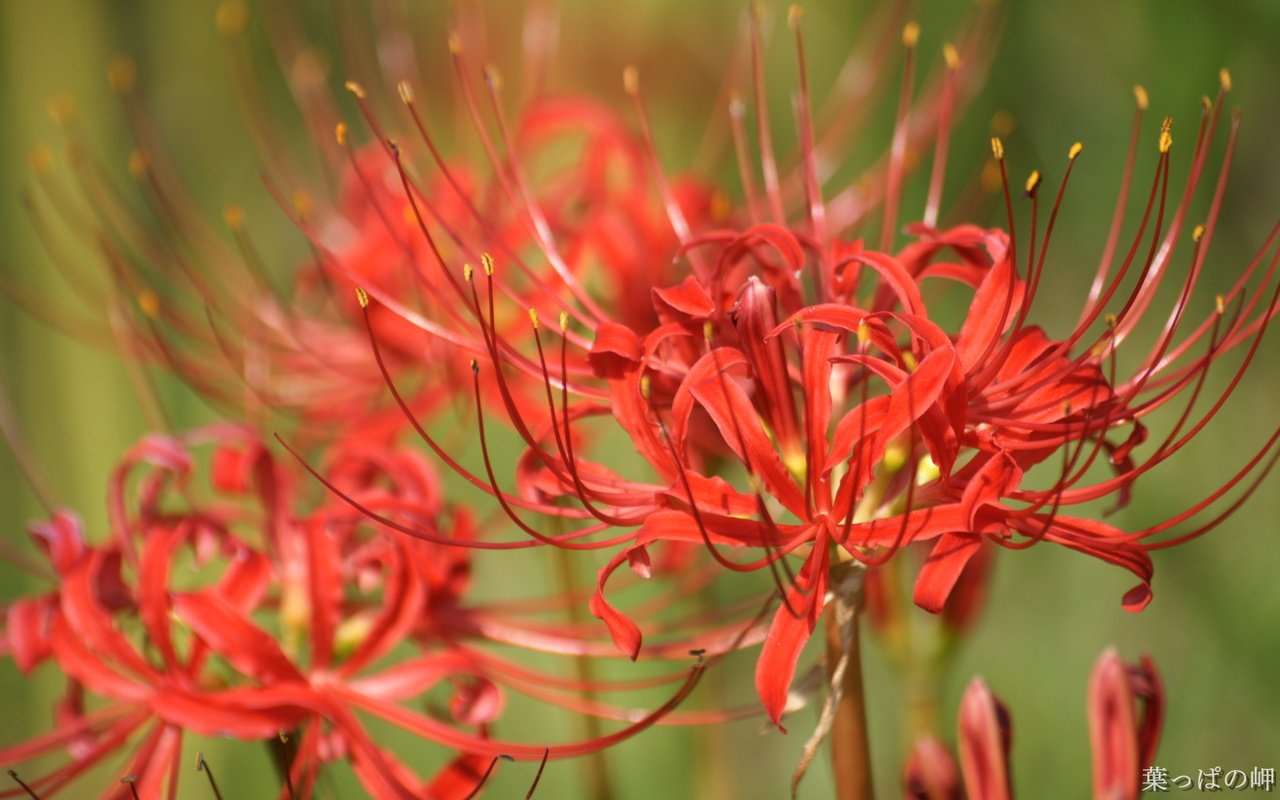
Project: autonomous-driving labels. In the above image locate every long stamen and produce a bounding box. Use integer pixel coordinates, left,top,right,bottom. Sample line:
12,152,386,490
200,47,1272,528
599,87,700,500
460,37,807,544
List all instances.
464,755,514,800
880,21,919,253
923,43,961,228
749,2,786,223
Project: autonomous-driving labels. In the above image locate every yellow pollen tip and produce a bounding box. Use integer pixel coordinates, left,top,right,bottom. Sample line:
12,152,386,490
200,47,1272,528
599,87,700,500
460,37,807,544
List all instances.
127,149,150,179
335,122,347,146
1215,294,1225,315
622,66,639,96
344,80,366,99
902,351,919,372
902,21,920,48
483,65,502,89
990,136,1005,161
528,308,539,329
639,373,652,400
107,56,137,94
1105,313,1118,328
469,358,479,374
1068,141,1084,160
1201,95,1212,113
27,145,53,175
481,253,495,277
1158,129,1173,154
46,94,76,125
1160,115,1173,133
702,321,714,342
223,205,245,229
787,4,803,29
943,43,960,71
1133,84,1149,110
1024,170,1041,196
278,731,289,744
355,286,369,309
137,290,160,318
291,190,312,217
1193,224,1206,243
856,322,871,347
447,32,463,55
397,81,414,105
559,311,569,331
1219,68,1232,92
215,1,248,36
463,263,474,282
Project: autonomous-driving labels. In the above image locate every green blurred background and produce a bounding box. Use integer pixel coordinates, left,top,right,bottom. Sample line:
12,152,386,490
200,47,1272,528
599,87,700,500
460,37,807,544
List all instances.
2,1,1278,797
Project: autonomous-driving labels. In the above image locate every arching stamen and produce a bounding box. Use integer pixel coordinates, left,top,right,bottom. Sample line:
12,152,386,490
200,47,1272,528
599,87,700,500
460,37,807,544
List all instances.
880,21,919,253
196,752,225,800
7,769,39,799
464,755,514,800
749,2,786,223
923,43,961,228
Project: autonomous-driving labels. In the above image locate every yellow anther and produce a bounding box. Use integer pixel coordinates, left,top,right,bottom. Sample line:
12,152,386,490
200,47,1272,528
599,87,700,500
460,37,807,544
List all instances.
1200,95,1212,113
344,80,366,99
1133,84,1149,111
559,311,569,331
1024,170,1041,196
990,136,1005,161
447,32,463,55
622,66,639,96
463,263,474,282
639,373,652,400
215,0,248,36
788,4,804,28
481,253,495,277
127,148,150,180
1105,313,1118,328
902,21,920,48
702,320,714,342
1160,115,1173,133
1158,129,1173,154
278,731,289,744
1219,68,1232,92
856,322,871,348
483,65,503,89
1215,294,1225,315
397,81,414,105
1068,141,1084,160
47,94,76,125
528,307,540,329
223,205,245,230
902,351,919,372
1192,224,1206,243
27,145,53,175
355,286,369,309
137,290,160,318
335,122,347,146
943,43,960,71
107,56,137,94
291,190,312,217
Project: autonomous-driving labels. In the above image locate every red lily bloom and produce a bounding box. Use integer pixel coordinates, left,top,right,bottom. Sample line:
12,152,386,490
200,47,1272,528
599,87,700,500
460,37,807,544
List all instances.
379,65,1278,732
1,426,712,798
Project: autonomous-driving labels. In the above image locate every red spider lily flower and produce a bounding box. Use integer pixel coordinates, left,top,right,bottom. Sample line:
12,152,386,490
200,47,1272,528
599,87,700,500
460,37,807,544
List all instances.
413,65,1278,732
327,8,1001,731
1087,649,1163,800
0,426,711,798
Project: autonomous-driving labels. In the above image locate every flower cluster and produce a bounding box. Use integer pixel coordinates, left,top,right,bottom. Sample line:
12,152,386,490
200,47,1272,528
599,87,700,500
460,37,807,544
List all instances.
2,1,1276,798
